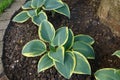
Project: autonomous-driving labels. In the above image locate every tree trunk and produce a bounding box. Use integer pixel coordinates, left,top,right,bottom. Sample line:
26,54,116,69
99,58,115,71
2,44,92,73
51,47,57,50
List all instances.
97,0,120,36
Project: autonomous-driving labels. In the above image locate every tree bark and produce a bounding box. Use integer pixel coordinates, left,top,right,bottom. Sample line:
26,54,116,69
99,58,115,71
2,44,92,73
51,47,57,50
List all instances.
97,0,120,36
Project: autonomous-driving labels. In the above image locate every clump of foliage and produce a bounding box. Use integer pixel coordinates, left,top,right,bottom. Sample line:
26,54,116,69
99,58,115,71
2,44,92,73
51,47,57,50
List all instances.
0,0,14,14
22,20,95,79
12,0,96,79
94,51,120,80
12,0,70,26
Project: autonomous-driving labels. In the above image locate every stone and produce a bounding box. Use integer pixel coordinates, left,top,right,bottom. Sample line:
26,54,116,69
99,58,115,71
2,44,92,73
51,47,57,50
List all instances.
0,63,3,74
0,42,3,57
0,11,13,21
0,21,10,30
97,0,120,36
0,31,4,41
0,75,9,80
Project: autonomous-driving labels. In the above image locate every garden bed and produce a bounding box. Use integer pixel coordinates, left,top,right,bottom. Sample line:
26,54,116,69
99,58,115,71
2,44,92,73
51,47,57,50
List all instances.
2,0,120,80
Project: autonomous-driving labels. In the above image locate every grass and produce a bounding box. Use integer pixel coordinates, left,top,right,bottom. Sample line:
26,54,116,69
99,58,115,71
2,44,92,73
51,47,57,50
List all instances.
0,0,14,14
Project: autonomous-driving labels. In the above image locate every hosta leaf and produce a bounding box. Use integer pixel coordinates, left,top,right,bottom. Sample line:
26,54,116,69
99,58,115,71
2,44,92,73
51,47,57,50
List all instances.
55,3,70,18
64,29,74,50
73,41,95,59
22,40,46,57
52,27,68,46
32,11,47,26
112,50,120,58
54,51,75,79
12,11,30,23
38,54,53,72
74,34,94,45
22,1,32,9
95,68,120,80
48,46,64,64
44,0,64,10
31,0,46,8
73,51,91,75
27,10,37,17
39,20,55,42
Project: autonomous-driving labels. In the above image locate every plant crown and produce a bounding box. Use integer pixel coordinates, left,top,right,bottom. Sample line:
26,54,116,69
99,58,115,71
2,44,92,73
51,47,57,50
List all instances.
22,20,95,79
12,0,70,26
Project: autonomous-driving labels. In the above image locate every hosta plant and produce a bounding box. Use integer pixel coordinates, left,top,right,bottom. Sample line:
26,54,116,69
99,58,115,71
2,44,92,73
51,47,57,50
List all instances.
22,20,95,79
12,0,70,26
94,51,120,80
95,68,120,80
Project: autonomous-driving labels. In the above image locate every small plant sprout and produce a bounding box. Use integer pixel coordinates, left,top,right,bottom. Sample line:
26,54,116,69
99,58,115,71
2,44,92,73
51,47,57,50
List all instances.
95,68,120,80
94,51,120,80
112,50,120,58
22,20,95,79
12,0,70,26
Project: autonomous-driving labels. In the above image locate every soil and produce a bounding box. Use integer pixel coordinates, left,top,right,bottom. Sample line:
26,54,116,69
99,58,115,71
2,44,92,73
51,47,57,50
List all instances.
2,0,120,80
